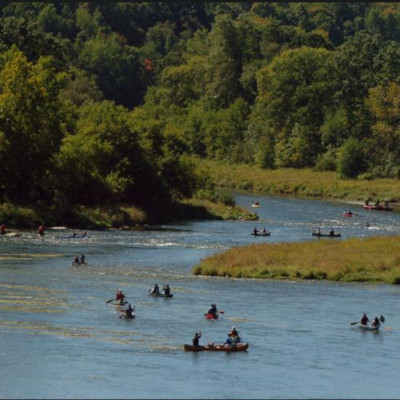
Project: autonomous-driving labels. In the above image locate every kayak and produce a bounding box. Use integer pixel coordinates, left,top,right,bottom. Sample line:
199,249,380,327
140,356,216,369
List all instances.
149,290,173,298
312,232,341,237
184,343,249,352
251,231,270,236
205,313,218,320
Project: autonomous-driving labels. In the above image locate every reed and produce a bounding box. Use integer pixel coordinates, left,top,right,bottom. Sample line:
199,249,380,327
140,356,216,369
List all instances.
192,236,400,284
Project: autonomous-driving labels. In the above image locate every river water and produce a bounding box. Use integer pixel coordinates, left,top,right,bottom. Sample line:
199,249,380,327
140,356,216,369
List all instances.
1,194,400,399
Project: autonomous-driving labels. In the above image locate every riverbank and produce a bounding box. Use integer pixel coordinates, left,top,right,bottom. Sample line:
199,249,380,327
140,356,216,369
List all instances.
195,159,400,203
192,236,400,284
0,196,257,230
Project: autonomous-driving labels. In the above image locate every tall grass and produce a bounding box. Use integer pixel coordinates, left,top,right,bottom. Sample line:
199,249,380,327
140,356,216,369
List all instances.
192,236,400,284
195,159,400,202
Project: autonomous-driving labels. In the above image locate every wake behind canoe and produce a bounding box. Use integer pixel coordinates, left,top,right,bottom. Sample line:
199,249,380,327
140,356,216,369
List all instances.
184,343,249,352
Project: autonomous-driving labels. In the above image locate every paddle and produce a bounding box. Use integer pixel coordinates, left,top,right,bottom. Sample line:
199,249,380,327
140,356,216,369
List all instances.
350,321,359,326
106,298,115,304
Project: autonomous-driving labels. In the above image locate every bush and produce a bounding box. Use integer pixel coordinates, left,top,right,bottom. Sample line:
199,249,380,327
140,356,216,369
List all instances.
337,138,366,178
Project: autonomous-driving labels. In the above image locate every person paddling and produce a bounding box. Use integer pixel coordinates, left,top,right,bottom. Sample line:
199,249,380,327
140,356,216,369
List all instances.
371,316,380,327
163,284,171,296
115,288,126,303
150,283,160,295
121,304,134,319
228,326,240,343
73,255,80,265
192,331,201,347
207,303,218,317
361,313,369,325
80,254,86,264
38,224,45,236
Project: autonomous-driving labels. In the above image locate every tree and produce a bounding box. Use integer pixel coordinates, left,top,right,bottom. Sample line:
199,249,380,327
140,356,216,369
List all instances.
254,46,337,167
337,138,366,178
0,46,68,203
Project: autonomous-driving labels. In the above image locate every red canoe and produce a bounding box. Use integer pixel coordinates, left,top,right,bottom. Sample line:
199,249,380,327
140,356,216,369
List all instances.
364,204,393,211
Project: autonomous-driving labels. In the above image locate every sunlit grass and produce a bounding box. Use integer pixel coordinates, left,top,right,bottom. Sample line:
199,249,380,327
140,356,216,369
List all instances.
192,236,400,284
195,159,400,202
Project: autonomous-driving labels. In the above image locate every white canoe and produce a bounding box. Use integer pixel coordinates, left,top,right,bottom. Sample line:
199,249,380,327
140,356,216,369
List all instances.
358,323,381,331
3,232,22,238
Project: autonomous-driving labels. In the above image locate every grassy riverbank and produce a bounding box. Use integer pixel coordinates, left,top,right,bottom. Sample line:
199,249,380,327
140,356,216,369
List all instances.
0,196,257,230
192,236,400,284
196,159,400,203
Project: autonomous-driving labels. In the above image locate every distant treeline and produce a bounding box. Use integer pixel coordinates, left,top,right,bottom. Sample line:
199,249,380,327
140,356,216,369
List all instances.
1,2,400,212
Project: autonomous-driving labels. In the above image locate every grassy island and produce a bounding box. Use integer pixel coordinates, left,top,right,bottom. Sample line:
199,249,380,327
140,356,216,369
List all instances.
192,236,400,284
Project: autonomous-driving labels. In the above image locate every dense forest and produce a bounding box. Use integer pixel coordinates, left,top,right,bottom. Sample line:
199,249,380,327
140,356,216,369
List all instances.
1,2,400,218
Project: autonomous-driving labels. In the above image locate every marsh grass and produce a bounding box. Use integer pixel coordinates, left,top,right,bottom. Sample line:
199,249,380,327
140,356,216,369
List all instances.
192,236,400,284
196,159,400,202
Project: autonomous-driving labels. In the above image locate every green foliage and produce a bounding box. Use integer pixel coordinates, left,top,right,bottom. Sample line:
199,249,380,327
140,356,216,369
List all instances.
0,46,68,203
337,138,366,178
4,2,400,218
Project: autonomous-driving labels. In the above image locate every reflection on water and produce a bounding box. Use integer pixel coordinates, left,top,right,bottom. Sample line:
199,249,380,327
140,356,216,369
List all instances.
1,194,400,399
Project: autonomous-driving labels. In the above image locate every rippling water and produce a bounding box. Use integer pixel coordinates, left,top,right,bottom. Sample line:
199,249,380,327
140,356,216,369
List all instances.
1,194,400,399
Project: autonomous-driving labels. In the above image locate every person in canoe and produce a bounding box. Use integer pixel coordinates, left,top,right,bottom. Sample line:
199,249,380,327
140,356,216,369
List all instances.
38,224,45,236
162,284,171,296
150,283,160,295
262,228,268,234
225,335,233,345
253,227,258,235
192,331,201,347
80,254,86,264
120,304,134,319
1,223,6,234
329,228,336,236
360,313,369,325
207,303,218,317
116,288,126,302
228,326,240,343
73,255,80,265
371,316,380,327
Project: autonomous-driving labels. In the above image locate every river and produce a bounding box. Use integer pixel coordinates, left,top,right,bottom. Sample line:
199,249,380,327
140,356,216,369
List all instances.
1,194,400,399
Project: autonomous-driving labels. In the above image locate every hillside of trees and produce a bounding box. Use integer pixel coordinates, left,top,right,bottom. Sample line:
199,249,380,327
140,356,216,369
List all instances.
1,2,400,219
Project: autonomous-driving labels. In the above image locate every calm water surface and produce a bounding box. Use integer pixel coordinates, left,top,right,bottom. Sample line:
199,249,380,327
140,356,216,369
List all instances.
1,194,400,399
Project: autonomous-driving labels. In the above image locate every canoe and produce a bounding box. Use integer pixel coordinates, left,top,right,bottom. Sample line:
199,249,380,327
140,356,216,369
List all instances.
113,299,128,306
357,322,381,331
149,290,173,298
72,261,88,266
120,311,135,320
184,343,249,352
364,204,393,211
2,232,22,238
205,313,218,320
251,231,270,236
312,232,341,237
